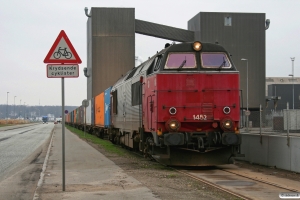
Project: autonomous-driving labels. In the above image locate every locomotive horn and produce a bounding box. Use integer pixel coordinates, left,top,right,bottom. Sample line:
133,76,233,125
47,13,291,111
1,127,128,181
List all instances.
265,19,270,30
84,7,91,17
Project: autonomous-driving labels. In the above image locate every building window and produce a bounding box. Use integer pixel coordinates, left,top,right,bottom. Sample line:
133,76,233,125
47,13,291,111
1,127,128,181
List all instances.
224,16,232,26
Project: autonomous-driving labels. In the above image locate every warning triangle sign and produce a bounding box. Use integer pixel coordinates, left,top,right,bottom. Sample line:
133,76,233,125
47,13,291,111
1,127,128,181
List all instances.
44,30,82,64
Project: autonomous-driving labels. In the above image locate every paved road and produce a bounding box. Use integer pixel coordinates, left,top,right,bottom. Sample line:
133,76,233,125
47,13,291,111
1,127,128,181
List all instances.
0,123,54,199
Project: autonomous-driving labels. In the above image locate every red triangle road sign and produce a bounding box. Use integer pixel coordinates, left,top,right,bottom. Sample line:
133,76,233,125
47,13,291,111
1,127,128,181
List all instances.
44,30,82,64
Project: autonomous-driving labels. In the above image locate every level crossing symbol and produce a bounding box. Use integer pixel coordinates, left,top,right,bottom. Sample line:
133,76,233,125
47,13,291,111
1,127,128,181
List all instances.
44,30,82,64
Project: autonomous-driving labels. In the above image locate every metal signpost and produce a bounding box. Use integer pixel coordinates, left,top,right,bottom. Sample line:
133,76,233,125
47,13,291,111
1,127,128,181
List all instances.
44,30,82,191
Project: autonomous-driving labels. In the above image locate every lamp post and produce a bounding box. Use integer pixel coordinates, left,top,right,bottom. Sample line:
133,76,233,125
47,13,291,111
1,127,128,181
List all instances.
14,96,17,119
241,58,249,132
24,102,26,120
6,92,9,122
19,99,21,118
289,57,295,110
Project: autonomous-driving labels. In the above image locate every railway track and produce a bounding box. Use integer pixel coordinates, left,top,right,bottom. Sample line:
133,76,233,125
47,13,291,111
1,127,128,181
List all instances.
174,165,299,200
219,167,299,193
82,131,299,199
175,168,249,200
129,148,299,199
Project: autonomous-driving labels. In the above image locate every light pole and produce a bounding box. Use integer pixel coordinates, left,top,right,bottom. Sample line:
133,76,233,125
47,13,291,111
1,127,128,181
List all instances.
19,99,21,118
24,102,26,120
6,92,9,121
241,58,249,131
289,57,295,110
14,96,17,119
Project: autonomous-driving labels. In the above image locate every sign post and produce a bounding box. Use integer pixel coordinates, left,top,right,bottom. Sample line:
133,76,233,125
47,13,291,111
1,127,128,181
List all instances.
61,77,65,191
44,30,81,191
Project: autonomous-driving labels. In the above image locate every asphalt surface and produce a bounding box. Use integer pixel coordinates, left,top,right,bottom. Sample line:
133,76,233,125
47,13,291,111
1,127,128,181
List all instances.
0,123,53,200
0,123,53,181
34,124,159,200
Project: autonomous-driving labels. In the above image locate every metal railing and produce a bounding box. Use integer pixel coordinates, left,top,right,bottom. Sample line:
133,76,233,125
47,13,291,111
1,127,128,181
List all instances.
240,103,300,145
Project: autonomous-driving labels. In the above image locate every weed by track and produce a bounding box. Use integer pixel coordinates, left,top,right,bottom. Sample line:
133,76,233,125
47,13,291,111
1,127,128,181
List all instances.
65,125,172,171
65,125,126,156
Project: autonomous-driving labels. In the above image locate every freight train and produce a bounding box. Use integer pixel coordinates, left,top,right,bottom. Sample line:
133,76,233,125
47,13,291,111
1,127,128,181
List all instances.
66,41,243,166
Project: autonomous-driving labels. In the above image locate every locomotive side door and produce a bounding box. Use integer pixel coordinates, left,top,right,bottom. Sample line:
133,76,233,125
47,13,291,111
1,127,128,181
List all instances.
146,76,156,131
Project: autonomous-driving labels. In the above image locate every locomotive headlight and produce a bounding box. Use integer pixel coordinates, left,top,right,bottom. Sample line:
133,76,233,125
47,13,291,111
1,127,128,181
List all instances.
221,118,233,131
223,106,231,114
170,122,177,128
193,41,202,51
165,119,181,132
224,120,232,129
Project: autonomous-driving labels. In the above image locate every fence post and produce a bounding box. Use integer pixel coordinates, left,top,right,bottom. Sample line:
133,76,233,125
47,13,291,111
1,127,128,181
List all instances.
287,102,290,146
260,104,262,144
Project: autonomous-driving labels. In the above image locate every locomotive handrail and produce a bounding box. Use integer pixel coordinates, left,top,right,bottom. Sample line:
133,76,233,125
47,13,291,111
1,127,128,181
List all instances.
147,95,155,131
162,104,236,109
153,89,198,92
162,105,205,109
153,89,240,92
202,89,240,91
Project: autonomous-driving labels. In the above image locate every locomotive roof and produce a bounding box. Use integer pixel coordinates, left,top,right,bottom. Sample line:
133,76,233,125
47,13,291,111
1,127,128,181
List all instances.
112,41,238,90
165,42,228,53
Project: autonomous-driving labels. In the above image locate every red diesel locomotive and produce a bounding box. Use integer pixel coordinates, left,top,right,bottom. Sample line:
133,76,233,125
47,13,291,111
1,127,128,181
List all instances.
68,41,242,166
110,41,242,166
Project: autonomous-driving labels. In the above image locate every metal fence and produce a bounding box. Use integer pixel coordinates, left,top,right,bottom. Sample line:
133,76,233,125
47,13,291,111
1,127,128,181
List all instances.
241,103,300,135
238,103,300,173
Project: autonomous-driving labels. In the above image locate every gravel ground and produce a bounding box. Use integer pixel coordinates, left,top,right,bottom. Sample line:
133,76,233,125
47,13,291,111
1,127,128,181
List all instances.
84,138,300,200
85,141,236,200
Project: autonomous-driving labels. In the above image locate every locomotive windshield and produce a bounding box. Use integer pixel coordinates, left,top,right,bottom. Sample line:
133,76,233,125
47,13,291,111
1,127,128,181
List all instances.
201,53,231,69
164,53,196,69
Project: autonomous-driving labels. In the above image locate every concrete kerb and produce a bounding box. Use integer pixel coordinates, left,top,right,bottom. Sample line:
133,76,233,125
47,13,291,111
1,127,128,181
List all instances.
32,126,55,200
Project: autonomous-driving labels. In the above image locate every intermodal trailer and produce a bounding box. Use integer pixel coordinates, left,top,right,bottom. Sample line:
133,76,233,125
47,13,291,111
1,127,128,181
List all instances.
104,87,112,128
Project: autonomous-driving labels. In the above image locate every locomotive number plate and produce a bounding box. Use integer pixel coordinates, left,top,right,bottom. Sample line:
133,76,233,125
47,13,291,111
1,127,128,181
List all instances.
193,115,207,120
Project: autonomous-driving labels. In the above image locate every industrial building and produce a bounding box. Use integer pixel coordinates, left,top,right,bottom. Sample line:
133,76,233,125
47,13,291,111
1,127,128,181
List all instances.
85,8,269,114
266,77,300,112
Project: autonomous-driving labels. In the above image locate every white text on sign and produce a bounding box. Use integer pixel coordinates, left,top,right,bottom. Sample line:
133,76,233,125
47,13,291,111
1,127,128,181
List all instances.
47,64,79,78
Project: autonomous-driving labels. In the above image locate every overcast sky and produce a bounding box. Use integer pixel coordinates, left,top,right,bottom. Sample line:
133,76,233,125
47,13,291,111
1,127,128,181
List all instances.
1,0,300,106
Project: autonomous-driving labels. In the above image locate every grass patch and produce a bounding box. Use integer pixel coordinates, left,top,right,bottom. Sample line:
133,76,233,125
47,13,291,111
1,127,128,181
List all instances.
0,119,29,127
166,173,177,178
66,125,125,156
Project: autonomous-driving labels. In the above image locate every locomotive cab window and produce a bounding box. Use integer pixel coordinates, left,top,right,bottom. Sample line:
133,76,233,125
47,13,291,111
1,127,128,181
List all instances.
153,54,163,72
201,52,231,69
164,53,196,70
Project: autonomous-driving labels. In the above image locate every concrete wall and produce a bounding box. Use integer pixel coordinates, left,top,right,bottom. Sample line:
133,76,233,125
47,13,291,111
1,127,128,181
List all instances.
87,8,135,100
239,134,300,173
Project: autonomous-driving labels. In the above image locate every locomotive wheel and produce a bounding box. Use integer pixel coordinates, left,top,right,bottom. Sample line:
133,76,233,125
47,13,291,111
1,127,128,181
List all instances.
143,137,154,158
